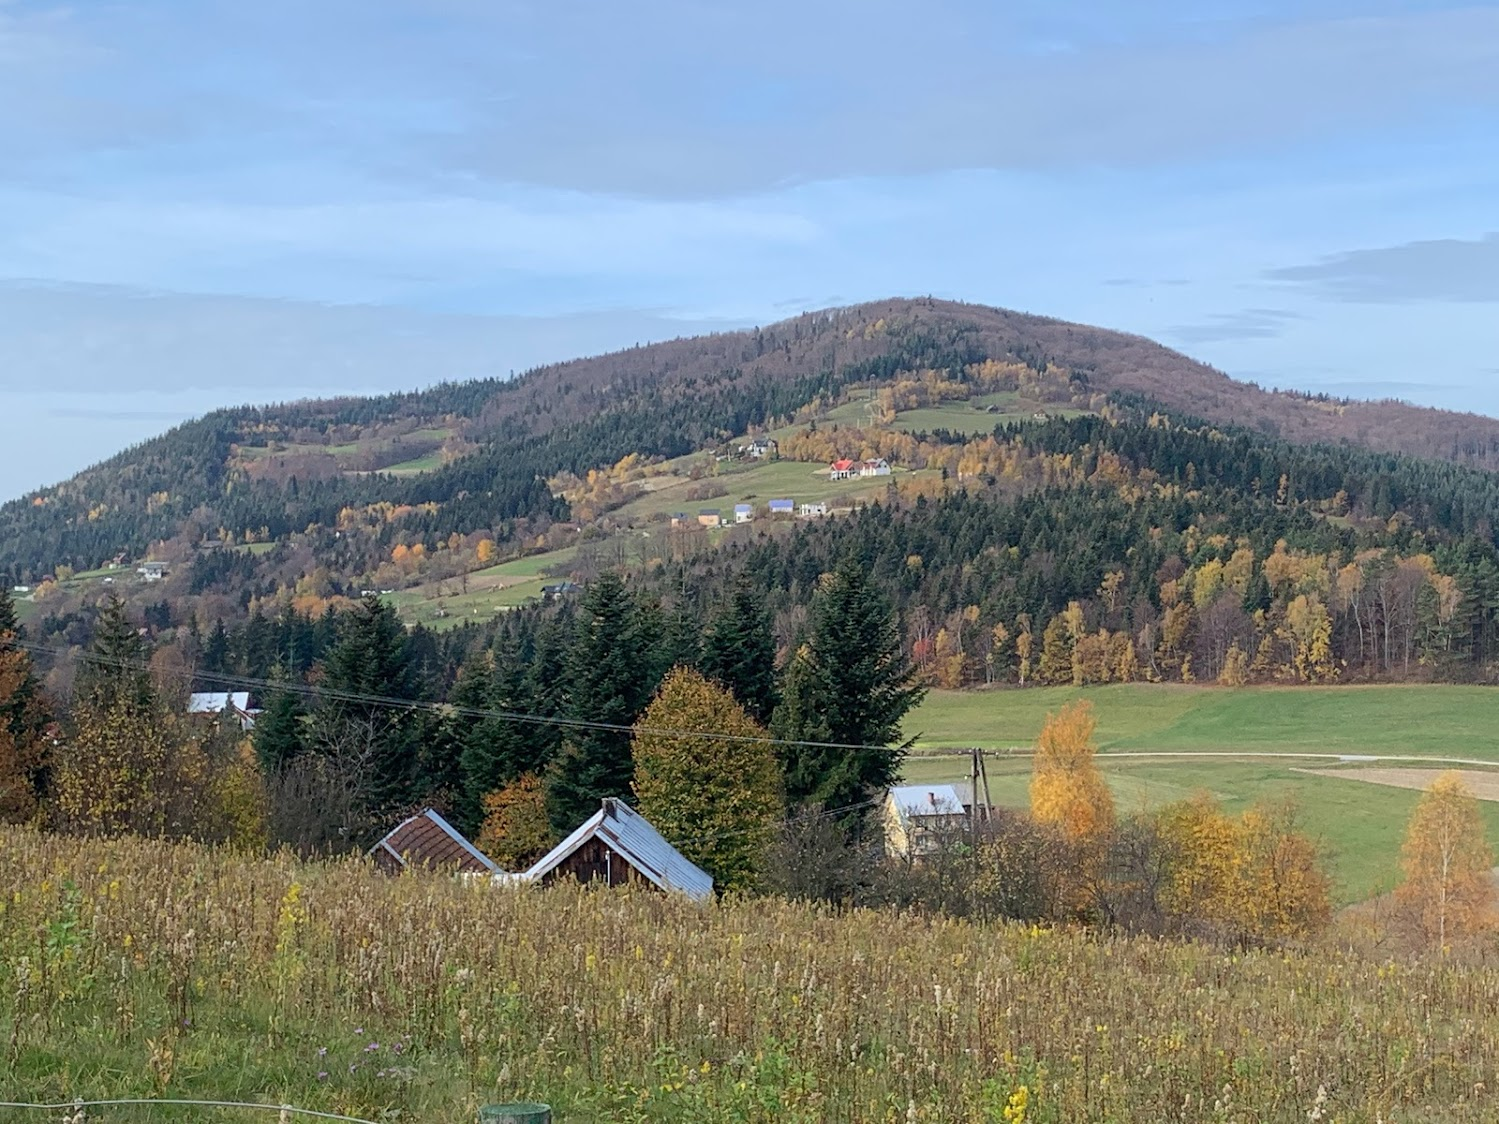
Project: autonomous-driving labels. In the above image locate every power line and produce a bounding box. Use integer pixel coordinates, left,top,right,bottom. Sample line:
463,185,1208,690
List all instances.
14,639,917,758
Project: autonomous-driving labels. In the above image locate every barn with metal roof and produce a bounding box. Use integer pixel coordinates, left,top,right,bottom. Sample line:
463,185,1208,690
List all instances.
524,798,713,901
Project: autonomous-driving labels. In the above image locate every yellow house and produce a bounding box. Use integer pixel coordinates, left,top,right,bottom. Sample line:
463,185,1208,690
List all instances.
883,785,968,859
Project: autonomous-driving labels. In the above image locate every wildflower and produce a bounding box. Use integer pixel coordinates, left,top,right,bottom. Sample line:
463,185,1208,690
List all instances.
317,1047,327,1057
316,1072,328,1083
365,1042,380,1052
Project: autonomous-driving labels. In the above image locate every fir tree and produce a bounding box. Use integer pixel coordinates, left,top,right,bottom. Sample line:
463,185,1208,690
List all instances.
252,668,306,774
771,562,924,814
545,574,662,834
701,581,780,725
77,595,153,712
309,595,427,817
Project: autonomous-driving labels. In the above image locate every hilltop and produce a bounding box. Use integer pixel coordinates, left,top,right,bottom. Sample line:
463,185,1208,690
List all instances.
10,296,1499,660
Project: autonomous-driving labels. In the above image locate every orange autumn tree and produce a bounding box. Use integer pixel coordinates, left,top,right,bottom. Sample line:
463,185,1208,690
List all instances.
1030,700,1113,840
1395,772,1497,950
477,773,554,871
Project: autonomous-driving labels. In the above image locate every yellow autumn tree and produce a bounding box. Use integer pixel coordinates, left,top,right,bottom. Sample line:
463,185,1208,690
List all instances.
633,667,782,893
1030,701,1113,840
476,538,498,566
1395,773,1496,950
477,773,554,871
1158,795,1330,945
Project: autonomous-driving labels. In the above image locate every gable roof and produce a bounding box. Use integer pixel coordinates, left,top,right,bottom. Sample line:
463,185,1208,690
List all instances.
831,458,856,471
369,808,498,874
525,797,714,901
887,784,967,825
733,503,753,512
188,691,252,714
768,498,794,508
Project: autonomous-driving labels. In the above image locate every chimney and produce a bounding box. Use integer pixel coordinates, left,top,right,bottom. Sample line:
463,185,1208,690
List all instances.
927,791,937,808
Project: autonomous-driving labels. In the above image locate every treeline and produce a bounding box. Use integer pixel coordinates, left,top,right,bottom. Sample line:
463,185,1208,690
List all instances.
0,568,922,891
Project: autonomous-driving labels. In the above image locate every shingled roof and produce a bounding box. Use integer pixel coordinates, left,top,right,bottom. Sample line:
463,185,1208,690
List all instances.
369,809,498,875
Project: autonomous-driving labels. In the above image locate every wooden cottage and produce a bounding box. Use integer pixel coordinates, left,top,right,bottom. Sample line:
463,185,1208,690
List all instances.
369,809,499,876
524,798,714,901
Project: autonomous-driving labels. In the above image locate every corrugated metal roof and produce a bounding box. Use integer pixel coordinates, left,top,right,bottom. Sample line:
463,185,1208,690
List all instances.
525,798,714,901
369,809,498,874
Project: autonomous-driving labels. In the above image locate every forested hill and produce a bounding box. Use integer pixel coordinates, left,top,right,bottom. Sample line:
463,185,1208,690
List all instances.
7,297,1499,622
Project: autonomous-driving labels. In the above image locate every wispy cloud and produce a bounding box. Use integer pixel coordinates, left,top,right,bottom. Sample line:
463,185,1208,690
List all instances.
1166,308,1303,344
1268,232,1499,302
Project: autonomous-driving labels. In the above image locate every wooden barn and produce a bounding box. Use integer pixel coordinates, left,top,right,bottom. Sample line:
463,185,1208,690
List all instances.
524,798,713,901
369,808,499,876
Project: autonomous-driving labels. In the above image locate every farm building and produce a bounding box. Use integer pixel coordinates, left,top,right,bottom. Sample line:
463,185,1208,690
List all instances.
733,503,753,524
524,797,713,901
187,691,258,731
883,785,969,859
138,561,169,582
541,581,582,602
799,501,828,517
829,458,857,480
768,498,794,516
670,512,689,527
858,458,892,477
369,809,498,876
697,509,722,528
738,437,778,459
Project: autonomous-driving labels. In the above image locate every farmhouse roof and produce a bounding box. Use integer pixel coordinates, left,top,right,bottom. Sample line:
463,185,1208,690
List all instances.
831,458,856,472
524,797,714,901
887,784,967,825
188,691,252,714
369,808,498,875
734,503,753,512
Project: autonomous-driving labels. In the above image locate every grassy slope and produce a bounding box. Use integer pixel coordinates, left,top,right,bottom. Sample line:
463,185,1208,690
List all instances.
904,684,1499,902
8,827,1499,1123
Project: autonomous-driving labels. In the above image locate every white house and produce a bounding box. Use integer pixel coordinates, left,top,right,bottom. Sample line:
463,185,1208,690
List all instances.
768,499,795,517
188,691,259,731
798,502,829,518
733,503,753,524
858,458,892,477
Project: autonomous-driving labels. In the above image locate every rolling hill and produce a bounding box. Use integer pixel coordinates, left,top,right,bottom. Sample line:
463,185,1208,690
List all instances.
9,296,1499,642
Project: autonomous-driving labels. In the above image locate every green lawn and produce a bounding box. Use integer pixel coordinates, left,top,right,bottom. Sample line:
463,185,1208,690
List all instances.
388,546,582,628
903,683,1499,902
379,451,446,475
909,683,1499,759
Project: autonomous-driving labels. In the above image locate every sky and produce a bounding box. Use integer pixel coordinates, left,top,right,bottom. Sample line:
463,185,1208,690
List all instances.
1,0,1497,501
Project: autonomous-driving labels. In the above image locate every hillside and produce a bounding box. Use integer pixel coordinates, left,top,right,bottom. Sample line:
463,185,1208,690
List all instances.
13,296,1499,690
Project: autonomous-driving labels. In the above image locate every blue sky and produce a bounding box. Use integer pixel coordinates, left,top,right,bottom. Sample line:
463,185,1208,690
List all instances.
1,0,1497,500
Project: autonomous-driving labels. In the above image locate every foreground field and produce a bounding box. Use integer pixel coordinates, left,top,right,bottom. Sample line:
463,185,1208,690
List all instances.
905,685,1499,903
4,828,1499,1123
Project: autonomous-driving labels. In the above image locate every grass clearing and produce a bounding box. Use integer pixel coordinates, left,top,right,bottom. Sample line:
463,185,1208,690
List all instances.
905,683,1499,901
389,547,582,628
9,826,1499,1122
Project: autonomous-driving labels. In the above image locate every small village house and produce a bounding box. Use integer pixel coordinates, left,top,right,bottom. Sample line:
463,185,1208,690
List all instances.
883,785,968,860
540,580,582,603
768,498,794,517
670,512,689,528
829,458,857,480
697,509,722,528
733,503,753,524
369,808,498,876
799,501,828,518
138,561,169,582
737,437,778,460
524,797,713,901
858,458,891,477
187,691,259,731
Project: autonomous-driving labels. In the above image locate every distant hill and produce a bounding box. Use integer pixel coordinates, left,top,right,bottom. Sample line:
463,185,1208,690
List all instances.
7,296,1499,621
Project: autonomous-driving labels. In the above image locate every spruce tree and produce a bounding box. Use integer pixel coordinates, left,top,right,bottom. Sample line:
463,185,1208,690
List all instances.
771,562,924,814
0,587,48,823
309,595,425,817
77,595,153,711
701,581,780,725
252,668,306,773
545,573,662,834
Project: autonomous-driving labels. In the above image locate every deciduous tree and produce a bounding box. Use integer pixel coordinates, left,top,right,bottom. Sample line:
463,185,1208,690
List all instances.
476,772,553,870
634,667,782,892
1396,772,1496,950
1029,701,1113,841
